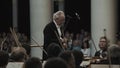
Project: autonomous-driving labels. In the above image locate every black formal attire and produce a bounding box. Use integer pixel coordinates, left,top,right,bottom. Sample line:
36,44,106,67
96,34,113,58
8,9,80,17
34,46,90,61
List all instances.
95,49,107,59
43,21,63,60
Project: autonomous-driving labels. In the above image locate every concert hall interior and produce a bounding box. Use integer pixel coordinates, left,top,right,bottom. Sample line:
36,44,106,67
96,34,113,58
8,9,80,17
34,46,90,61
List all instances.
0,0,120,68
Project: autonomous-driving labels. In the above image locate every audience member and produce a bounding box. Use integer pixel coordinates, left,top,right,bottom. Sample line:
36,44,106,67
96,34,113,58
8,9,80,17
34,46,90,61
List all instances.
44,57,68,68
107,44,120,64
9,47,28,62
81,40,90,57
0,50,9,68
64,32,73,50
46,43,62,59
72,50,84,68
59,50,75,68
72,40,81,52
22,57,42,68
22,44,31,56
79,29,85,42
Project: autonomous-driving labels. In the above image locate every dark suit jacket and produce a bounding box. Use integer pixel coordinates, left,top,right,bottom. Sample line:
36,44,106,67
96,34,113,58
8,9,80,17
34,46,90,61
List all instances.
95,50,107,58
43,21,63,60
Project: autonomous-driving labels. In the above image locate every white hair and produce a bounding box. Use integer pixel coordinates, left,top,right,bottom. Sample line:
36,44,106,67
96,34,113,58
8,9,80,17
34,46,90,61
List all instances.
53,11,65,20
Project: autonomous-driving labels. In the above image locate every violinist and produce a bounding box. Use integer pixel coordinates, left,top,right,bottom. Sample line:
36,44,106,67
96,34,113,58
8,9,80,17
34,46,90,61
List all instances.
91,36,108,63
94,36,108,59
92,44,120,64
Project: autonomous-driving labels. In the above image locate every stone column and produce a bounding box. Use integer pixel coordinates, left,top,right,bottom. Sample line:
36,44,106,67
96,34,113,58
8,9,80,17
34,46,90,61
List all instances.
12,0,18,28
30,0,52,59
91,0,118,56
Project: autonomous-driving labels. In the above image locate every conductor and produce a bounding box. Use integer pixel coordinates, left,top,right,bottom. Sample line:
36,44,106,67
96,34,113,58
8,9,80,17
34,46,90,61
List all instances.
43,11,66,60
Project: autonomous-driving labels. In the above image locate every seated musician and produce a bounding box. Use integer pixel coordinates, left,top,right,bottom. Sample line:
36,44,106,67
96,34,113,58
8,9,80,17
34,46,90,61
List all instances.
92,36,108,63
94,36,108,59
98,44,120,64
108,44,120,64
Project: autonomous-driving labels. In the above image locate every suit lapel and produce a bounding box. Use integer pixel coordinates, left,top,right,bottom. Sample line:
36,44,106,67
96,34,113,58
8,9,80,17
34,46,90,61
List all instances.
51,22,60,37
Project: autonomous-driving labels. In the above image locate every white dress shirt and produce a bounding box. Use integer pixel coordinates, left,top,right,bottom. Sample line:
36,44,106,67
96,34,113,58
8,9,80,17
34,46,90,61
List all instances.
53,20,62,37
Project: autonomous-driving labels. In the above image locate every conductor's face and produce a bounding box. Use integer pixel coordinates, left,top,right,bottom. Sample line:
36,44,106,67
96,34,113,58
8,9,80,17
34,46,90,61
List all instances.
56,15,65,26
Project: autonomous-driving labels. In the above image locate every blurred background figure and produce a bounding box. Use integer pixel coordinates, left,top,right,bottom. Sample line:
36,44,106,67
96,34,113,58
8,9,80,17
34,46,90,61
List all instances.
71,40,81,52
44,57,68,68
9,47,28,62
107,44,120,64
94,36,108,59
81,40,90,57
22,57,42,68
0,50,9,68
59,50,75,68
46,43,62,59
72,50,84,68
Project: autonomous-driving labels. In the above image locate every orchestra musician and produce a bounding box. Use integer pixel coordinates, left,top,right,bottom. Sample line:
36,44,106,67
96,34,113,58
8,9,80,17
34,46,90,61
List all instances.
91,36,108,64
81,37,109,67
94,36,108,59
91,44,120,65
43,10,66,60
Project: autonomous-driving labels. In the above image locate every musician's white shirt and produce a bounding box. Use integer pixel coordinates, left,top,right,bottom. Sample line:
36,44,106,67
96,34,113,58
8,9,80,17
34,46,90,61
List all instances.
81,48,90,57
53,20,62,38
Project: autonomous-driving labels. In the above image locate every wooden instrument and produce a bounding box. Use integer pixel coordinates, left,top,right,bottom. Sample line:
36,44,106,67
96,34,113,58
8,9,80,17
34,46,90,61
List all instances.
54,30,65,51
10,27,28,59
10,27,22,47
31,38,48,56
